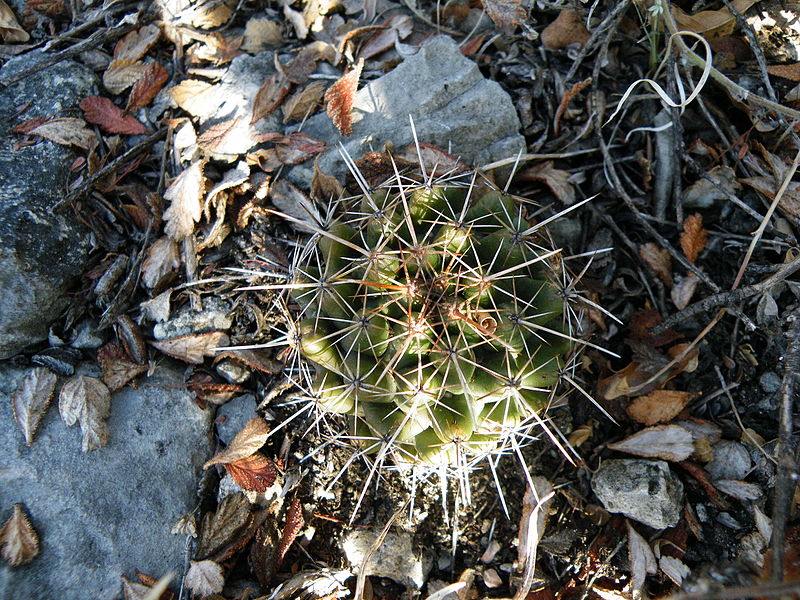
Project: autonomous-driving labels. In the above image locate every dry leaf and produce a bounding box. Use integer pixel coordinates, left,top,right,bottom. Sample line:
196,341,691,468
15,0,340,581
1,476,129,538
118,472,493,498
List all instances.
567,422,593,447
186,560,224,597
115,24,160,61
163,160,206,241
168,79,217,118
607,424,695,461
660,556,690,586
142,236,180,289
204,418,270,468
26,0,67,18
325,59,363,136
224,453,278,492
28,118,97,150
672,0,758,38
680,213,708,264
191,1,233,28
241,17,282,53
519,161,576,205
150,331,229,364
98,342,148,393
541,9,589,49
517,477,553,574
11,367,57,446
79,96,148,135
483,0,526,33
284,42,336,85
310,158,344,203
251,73,291,124
640,242,672,285
671,272,700,310
172,513,198,537
395,143,470,177
627,521,657,594
683,165,741,207
103,58,148,95
0,1,29,42
358,15,413,60
58,375,112,452
126,62,169,112
277,496,303,566
281,0,308,40
766,63,800,82
270,178,322,232
197,117,248,154
627,390,695,426
0,504,39,566
282,81,327,123
715,479,763,501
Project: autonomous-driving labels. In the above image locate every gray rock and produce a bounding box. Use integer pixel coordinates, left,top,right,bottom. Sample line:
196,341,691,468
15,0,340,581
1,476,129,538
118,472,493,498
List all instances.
592,459,684,529
341,530,433,590
759,371,781,394
706,440,752,481
290,35,524,182
0,52,97,359
0,363,213,599
216,393,257,445
152,297,233,339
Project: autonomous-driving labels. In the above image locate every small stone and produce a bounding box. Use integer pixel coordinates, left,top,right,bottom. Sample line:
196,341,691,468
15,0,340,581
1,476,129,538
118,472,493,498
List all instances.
216,393,257,445
341,530,432,590
716,512,743,529
706,440,752,481
70,319,105,350
215,359,252,384
592,459,684,529
153,297,232,339
759,371,781,394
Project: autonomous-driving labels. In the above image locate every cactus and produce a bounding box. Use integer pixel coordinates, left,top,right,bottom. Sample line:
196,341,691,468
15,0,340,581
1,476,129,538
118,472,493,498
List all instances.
282,158,579,470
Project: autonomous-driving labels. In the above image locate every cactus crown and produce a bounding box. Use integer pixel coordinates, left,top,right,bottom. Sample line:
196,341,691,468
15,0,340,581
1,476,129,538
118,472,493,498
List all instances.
283,157,578,471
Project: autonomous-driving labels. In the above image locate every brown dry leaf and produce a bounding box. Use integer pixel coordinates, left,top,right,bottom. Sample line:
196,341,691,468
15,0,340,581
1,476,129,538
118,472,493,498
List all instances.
79,96,148,135
163,160,207,241
325,59,363,136
26,0,67,18
358,15,413,60
58,375,112,452
282,81,327,123
567,422,593,447
0,504,39,567
394,143,470,177
191,0,233,28
672,0,758,38
126,62,169,112
214,349,282,374
241,17,282,53
277,496,303,566
168,79,217,118
640,242,672,285
667,343,700,374
659,555,691,586
265,132,326,166
627,390,695,426
541,9,589,49
482,0,526,33
519,161,576,205
98,342,148,393
197,117,247,154
224,453,278,492
196,492,254,561
671,272,700,310
252,73,291,124
766,63,800,82
204,417,270,468
103,58,148,95
150,331,229,364
115,24,160,61
310,157,345,203
607,424,695,461
0,1,29,42
284,42,336,85
142,236,180,288
186,560,224,597
11,367,57,446
627,521,657,595
28,118,97,150
270,178,322,232
680,213,708,264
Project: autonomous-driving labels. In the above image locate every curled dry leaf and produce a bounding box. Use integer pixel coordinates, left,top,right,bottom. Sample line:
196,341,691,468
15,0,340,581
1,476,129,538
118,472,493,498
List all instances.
627,390,696,426
252,73,291,124
142,236,180,289
224,453,278,492
126,62,169,112
0,1,29,42
517,477,554,578
483,0,526,34
277,496,304,566
671,272,700,310
103,58,148,95
639,242,672,285
627,521,657,594
395,143,470,177
204,417,271,468
11,366,57,446
28,118,97,150
79,96,148,135
115,24,161,61
0,504,39,567
659,555,691,586
325,59,363,136
58,375,112,452
196,492,256,561
607,424,695,462
358,15,413,61
163,160,207,241
680,214,708,264
197,117,246,154
98,342,148,393
541,9,589,49
519,161,576,205
186,560,224,597
150,331,229,364
283,80,327,123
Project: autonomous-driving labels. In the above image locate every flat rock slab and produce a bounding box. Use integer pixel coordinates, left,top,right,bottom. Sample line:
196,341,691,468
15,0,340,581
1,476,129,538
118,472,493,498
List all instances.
0,363,213,599
291,35,525,181
0,52,96,359
592,459,684,530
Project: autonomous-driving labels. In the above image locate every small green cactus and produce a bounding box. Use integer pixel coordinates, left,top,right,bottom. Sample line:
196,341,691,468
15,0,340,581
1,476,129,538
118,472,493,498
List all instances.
285,162,576,468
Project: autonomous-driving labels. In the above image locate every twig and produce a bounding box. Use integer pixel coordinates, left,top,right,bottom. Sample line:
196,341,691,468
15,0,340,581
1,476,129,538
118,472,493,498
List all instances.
564,0,633,82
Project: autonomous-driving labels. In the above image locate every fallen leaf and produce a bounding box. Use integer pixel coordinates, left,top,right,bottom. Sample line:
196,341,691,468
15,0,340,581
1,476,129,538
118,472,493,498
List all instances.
553,77,592,136
482,0,526,33
251,73,291,124
10,367,57,446
204,417,270,468
196,492,255,561
270,179,322,232
28,118,97,150
567,422,593,447
150,331,229,364
98,342,148,393
191,1,232,28
284,42,336,85
214,349,282,374
25,0,67,18
310,158,344,203
282,81,327,123
172,513,198,537
627,521,657,595
683,165,741,207
607,424,695,461
671,272,700,310
640,242,672,285
11,115,48,135
517,477,553,574
58,375,112,452
627,390,695,426
0,1,29,42
358,15,413,60
168,79,217,118
281,0,308,40
519,161,577,205
186,560,224,597
680,214,708,264
126,62,169,112
277,496,303,566
142,236,180,288
197,117,247,154
766,63,800,82
541,9,589,49
79,96,148,135
0,504,39,567
163,160,207,241
224,453,278,492
266,132,326,166
672,0,758,38
715,479,763,501
103,58,148,95
241,17,282,53
659,555,691,585
114,24,160,61
325,59,363,136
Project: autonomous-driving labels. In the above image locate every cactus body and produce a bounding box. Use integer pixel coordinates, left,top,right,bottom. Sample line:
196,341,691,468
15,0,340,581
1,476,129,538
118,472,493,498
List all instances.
288,168,574,467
